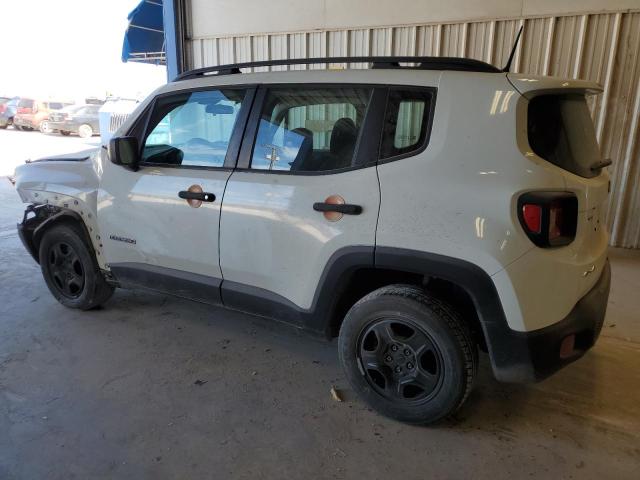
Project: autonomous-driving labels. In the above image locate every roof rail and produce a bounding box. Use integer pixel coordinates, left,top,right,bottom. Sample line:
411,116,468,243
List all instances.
174,56,501,81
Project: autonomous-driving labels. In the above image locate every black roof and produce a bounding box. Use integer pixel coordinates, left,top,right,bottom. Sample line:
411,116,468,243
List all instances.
174,56,501,81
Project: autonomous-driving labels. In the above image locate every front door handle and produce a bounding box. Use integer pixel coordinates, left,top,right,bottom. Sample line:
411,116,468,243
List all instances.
178,191,216,202
313,202,362,215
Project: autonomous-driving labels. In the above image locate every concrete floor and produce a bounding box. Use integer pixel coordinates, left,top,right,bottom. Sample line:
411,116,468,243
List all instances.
1,176,639,479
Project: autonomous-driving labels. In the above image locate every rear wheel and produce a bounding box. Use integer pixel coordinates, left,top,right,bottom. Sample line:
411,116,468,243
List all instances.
39,223,114,310
338,284,477,424
78,124,93,138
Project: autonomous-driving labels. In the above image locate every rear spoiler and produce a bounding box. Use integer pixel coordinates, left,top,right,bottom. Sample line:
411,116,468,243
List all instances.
507,73,603,99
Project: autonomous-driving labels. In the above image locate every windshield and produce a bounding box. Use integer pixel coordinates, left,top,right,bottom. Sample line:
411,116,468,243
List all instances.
61,105,85,114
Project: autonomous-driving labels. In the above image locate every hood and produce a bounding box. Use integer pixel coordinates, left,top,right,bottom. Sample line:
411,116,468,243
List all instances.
14,148,103,208
26,148,98,164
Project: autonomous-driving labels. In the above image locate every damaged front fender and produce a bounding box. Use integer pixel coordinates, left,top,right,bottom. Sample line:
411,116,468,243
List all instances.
17,204,91,264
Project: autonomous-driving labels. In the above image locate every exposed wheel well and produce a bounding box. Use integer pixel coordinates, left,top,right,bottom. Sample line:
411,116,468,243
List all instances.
19,205,94,263
329,268,487,351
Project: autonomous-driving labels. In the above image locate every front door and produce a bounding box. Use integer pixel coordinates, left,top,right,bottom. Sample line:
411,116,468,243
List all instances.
219,84,385,330
98,86,254,303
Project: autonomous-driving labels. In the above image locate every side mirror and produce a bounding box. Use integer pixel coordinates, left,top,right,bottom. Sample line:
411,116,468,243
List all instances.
108,136,140,171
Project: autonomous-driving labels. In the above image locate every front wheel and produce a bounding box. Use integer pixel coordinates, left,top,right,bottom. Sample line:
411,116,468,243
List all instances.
39,223,114,310
338,285,477,424
78,124,93,138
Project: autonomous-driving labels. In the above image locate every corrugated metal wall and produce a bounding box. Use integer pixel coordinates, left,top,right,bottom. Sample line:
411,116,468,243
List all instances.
186,10,640,248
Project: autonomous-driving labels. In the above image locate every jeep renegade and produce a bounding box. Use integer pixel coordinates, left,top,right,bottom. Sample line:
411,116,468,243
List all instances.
14,56,611,424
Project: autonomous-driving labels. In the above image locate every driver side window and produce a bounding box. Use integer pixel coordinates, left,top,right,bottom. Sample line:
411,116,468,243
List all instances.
142,89,246,168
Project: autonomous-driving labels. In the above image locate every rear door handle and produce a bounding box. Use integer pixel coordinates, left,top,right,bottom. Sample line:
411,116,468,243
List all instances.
178,191,216,202
313,202,362,215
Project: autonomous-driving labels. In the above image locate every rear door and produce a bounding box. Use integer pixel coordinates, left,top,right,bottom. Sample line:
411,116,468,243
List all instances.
218,84,385,330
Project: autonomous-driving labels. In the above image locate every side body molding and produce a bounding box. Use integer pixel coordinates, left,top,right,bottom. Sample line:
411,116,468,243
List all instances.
220,246,375,335
108,246,527,381
110,263,223,305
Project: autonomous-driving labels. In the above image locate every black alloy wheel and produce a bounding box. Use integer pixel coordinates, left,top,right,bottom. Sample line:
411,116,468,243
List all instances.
339,284,478,424
47,241,85,298
38,223,114,309
357,318,443,404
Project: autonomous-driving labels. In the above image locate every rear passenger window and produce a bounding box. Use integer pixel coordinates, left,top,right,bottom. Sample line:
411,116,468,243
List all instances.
250,87,372,172
380,88,433,159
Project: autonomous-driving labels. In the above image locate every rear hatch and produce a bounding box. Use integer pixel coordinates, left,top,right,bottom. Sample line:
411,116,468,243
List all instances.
17,98,35,114
508,74,609,297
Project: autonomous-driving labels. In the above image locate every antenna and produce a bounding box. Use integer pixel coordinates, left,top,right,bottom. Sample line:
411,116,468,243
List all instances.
502,25,524,72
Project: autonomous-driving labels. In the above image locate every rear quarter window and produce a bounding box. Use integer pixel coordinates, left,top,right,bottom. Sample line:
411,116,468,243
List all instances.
527,94,602,178
380,88,434,160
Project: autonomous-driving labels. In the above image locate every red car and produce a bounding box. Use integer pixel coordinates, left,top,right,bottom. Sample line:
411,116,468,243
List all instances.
13,98,72,132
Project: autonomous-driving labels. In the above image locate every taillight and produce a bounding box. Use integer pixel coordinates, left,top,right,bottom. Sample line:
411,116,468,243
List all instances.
522,204,542,234
518,192,578,247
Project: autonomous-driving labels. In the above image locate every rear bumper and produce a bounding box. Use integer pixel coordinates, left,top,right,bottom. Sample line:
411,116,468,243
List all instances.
13,117,34,128
487,259,611,382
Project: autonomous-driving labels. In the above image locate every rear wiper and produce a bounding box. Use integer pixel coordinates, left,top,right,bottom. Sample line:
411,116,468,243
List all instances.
590,158,612,172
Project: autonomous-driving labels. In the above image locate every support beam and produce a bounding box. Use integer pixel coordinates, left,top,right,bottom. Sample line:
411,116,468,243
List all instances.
163,0,183,81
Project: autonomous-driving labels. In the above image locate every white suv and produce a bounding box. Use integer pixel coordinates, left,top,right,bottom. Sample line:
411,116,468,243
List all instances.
14,56,611,424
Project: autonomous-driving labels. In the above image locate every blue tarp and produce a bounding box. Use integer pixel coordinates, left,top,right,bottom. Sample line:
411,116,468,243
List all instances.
121,0,165,65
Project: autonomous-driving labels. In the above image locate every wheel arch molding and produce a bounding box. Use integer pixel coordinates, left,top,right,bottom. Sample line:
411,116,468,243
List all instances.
373,247,541,382
18,205,95,264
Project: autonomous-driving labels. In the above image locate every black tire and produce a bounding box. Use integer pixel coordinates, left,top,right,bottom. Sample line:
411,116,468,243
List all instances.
338,284,477,425
38,223,114,310
0,124,6,129
59,130,71,136
13,125,22,131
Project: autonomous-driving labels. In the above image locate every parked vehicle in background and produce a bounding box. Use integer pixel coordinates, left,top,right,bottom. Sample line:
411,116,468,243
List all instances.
98,97,140,145
0,96,19,129
13,99,72,132
48,104,101,138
